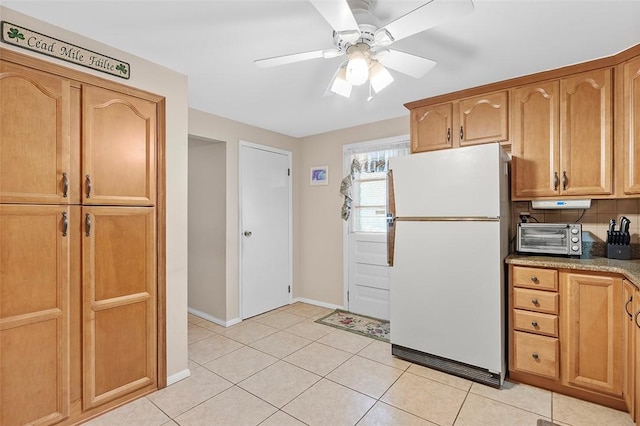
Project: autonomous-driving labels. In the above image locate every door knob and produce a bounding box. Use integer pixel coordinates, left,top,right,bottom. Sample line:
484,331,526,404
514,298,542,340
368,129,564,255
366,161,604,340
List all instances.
243,231,252,237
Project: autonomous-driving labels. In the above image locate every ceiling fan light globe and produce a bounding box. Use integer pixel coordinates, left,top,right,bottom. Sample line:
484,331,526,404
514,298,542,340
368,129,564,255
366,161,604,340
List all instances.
346,51,369,86
330,68,352,97
370,62,394,93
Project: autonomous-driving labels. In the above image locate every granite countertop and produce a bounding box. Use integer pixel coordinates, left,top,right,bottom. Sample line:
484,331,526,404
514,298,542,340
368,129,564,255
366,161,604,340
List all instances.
506,253,640,287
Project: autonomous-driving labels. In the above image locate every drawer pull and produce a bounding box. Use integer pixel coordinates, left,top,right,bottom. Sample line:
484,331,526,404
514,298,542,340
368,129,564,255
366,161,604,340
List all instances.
531,321,538,327
531,276,538,283
532,353,539,360
531,298,539,305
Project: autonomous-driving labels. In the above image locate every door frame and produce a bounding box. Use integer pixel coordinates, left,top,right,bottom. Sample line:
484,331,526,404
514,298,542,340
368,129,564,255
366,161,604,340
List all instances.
238,140,293,320
342,135,409,311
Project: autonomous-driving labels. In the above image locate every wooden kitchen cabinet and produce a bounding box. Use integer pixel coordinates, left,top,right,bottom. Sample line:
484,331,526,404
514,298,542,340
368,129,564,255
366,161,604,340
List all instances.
0,204,72,426
82,207,157,409
0,50,163,425
512,68,613,199
0,61,74,204
509,265,628,411
82,85,157,206
457,90,509,146
410,102,453,152
622,56,640,195
561,271,623,396
623,280,636,419
410,90,509,153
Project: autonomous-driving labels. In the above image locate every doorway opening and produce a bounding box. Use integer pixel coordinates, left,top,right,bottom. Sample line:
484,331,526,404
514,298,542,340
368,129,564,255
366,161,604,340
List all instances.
343,136,409,320
187,136,227,321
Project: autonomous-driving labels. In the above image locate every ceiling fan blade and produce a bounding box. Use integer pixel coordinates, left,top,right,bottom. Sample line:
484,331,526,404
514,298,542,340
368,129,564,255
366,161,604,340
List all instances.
309,0,361,38
376,50,437,79
255,49,340,68
376,0,474,45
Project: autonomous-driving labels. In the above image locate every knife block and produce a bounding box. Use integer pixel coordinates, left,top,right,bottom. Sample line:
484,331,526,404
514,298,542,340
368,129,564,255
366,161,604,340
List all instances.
607,244,631,260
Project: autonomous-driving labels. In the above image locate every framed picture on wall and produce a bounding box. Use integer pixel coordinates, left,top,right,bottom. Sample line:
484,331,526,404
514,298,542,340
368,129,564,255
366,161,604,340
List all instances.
310,165,329,186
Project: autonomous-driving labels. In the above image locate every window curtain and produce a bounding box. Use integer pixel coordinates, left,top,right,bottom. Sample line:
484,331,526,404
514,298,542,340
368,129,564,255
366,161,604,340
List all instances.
340,140,409,221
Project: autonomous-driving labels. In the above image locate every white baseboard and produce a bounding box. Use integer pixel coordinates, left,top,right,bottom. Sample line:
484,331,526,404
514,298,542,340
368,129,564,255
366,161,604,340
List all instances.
188,307,241,327
292,297,343,311
166,368,191,386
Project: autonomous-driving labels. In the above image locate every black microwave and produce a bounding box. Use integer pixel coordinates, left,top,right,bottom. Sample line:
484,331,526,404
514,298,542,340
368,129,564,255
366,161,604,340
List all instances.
516,223,582,256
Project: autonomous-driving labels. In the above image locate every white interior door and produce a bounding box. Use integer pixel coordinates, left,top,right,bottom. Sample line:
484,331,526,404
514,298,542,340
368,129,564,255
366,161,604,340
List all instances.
348,232,390,320
240,142,291,319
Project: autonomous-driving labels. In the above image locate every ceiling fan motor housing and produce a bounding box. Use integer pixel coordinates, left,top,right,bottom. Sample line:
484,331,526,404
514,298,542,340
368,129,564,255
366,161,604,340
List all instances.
333,0,379,52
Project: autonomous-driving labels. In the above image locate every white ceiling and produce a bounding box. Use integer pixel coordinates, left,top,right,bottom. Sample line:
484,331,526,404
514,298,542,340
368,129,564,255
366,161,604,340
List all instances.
4,0,640,138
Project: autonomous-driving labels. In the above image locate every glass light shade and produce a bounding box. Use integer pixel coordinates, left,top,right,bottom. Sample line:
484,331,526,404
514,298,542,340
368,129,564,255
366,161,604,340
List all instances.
330,67,352,98
370,62,394,93
346,50,369,86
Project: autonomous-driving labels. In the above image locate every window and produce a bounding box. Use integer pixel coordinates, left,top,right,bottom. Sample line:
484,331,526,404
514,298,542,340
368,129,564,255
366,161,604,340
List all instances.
343,140,409,233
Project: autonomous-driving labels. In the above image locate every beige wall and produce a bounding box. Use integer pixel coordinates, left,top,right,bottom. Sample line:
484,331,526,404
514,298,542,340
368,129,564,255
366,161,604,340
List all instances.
188,109,301,321
297,116,409,305
188,138,226,319
1,6,190,381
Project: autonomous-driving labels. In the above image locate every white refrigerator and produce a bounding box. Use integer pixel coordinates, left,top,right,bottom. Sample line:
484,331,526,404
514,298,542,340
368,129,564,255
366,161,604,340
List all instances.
388,143,510,388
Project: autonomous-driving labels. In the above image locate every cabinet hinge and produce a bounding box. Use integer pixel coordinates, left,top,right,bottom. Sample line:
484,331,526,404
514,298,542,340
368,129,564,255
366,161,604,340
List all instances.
287,168,291,176
288,285,291,293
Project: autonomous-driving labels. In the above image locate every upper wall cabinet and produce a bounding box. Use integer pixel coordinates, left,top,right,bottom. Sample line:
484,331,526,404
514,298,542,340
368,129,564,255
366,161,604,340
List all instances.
0,61,72,204
82,86,157,206
458,91,509,147
623,56,640,196
411,102,454,152
410,90,509,153
512,68,613,200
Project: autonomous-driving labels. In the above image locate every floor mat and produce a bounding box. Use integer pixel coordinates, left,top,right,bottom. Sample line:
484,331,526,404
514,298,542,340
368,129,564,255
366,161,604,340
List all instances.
315,309,390,342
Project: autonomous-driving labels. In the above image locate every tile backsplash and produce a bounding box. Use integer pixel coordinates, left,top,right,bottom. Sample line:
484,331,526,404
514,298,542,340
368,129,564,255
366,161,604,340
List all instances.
511,199,640,244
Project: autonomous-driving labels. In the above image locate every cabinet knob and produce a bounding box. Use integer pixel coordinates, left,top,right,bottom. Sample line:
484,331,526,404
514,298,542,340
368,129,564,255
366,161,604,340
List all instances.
531,298,539,305
531,321,538,327
532,353,539,360
531,276,538,283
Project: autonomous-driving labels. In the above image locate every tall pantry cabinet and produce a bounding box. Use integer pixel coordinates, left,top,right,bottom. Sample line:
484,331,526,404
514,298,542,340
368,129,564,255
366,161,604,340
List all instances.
0,50,164,426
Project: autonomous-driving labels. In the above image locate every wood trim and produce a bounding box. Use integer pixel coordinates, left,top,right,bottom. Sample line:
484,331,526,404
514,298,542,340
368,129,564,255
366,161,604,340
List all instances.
156,98,167,389
405,43,639,110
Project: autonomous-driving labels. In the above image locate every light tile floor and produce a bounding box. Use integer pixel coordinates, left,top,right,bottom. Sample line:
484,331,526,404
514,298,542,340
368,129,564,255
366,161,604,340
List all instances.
85,302,634,426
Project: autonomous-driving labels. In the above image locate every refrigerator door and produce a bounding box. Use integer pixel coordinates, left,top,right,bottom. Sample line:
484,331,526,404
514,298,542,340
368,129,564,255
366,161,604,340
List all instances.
389,143,506,219
390,219,505,377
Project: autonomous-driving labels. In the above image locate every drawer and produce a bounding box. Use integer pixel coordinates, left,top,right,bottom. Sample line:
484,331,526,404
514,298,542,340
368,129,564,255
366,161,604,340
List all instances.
513,309,558,337
513,331,559,379
513,266,558,291
513,288,558,314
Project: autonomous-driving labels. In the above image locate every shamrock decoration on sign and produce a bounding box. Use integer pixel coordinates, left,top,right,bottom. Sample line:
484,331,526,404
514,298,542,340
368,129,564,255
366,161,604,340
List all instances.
115,63,128,76
7,28,25,42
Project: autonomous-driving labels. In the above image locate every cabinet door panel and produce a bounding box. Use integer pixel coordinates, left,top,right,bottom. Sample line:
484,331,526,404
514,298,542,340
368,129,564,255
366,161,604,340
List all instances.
411,103,453,152
623,280,636,418
512,81,560,199
0,205,70,426
624,57,640,195
83,86,156,205
459,91,509,146
82,206,156,409
0,61,71,204
560,68,613,196
561,272,622,396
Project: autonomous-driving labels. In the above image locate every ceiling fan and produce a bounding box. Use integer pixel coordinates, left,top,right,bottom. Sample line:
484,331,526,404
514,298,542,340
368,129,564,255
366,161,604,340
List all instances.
254,0,474,99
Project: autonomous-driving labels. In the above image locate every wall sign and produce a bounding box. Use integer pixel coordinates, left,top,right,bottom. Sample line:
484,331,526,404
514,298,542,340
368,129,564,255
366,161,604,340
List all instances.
1,21,130,79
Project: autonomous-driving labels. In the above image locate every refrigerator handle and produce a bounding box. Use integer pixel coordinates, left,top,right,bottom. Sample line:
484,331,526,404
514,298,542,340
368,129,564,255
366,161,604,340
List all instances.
387,170,396,267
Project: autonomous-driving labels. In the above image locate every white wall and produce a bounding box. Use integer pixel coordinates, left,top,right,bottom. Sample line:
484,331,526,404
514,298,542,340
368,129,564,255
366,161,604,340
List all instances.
188,138,226,320
1,6,190,382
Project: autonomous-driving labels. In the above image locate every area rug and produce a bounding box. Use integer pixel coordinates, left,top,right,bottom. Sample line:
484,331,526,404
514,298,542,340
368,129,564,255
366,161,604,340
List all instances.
315,309,390,342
